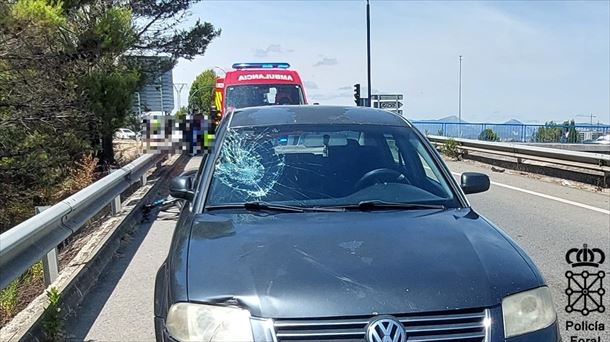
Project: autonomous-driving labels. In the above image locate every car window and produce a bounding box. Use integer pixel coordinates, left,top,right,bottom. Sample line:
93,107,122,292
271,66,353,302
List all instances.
205,124,458,208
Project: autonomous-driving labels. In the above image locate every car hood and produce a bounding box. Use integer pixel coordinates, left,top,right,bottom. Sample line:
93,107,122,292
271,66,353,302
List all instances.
185,208,542,318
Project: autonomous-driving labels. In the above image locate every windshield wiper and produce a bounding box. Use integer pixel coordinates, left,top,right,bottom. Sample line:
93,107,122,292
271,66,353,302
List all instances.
206,201,343,212
330,200,445,211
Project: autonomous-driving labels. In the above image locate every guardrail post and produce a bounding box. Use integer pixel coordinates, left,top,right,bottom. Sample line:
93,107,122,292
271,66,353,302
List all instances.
42,248,59,286
111,194,121,215
141,173,147,186
36,206,59,285
110,169,122,215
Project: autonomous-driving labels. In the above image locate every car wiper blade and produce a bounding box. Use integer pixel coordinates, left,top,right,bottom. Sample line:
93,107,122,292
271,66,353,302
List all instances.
206,202,304,212
332,200,445,211
206,202,343,212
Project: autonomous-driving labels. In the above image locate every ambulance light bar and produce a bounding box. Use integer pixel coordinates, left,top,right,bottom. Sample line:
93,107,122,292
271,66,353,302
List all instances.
232,62,290,69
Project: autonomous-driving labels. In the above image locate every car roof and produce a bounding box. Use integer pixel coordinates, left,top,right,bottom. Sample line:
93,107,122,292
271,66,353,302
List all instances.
229,105,408,128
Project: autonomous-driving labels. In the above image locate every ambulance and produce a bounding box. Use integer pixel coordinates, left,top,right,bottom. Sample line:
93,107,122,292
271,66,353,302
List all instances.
213,62,307,116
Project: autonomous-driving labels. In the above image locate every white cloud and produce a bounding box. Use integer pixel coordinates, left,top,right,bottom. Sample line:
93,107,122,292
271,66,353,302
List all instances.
313,57,338,67
254,44,294,57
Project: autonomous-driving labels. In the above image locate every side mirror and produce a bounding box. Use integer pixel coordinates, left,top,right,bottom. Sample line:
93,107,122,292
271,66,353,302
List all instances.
461,172,490,194
170,175,194,201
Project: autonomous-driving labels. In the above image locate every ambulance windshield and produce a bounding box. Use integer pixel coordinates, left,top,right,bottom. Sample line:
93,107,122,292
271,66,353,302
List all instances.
226,84,304,109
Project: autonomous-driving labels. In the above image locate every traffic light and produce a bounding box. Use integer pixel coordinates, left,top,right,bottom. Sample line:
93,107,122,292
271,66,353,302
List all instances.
354,84,361,106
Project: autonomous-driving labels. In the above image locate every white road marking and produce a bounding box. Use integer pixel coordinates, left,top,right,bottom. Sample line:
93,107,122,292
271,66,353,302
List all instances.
451,172,610,215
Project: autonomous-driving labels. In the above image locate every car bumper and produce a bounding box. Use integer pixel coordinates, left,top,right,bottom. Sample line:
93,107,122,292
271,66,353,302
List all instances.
506,321,561,342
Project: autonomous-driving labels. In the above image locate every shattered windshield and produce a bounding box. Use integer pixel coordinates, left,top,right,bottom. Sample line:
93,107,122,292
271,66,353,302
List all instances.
225,84,304,109
205,124,458,208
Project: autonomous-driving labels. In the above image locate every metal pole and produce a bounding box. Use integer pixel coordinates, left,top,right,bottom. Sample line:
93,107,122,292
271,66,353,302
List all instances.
366,0,372,107
458,55,462,137
396,96,399,115
159,77,164,114
136,92,142,116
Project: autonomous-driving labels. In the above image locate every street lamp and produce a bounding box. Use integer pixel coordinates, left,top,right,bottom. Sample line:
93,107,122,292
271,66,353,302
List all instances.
458,55,463,137
188,85,217,113
366,0,372,107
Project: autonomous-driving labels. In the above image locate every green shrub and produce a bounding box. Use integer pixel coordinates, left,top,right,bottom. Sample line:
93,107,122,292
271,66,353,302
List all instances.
441,138,460,159
478,128,500,141
43,287,63,341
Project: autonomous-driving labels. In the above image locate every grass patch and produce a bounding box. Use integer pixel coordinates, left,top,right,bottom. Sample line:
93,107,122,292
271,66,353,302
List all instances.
0,280,19,316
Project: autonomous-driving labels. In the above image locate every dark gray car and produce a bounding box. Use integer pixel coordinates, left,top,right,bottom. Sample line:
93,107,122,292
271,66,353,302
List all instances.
155,106,559,342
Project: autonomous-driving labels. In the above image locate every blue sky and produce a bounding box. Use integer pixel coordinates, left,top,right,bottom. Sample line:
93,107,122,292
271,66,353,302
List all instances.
173,0,610,124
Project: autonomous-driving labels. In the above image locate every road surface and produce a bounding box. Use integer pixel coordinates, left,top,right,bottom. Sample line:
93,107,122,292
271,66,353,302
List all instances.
64,157,610,341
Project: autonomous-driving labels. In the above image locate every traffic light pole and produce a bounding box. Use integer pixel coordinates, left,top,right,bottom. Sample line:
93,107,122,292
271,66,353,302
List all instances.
366,0,372,107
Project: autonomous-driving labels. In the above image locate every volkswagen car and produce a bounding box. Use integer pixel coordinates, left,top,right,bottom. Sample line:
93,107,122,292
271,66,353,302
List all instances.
155,106,559,342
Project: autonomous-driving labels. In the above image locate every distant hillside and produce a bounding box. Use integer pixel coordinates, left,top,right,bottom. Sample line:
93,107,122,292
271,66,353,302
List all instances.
413,115,468,123
411,117,608,126
438,115,466,123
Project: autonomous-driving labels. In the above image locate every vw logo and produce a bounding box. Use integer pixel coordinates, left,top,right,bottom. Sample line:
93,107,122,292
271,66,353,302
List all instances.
366,316,407,342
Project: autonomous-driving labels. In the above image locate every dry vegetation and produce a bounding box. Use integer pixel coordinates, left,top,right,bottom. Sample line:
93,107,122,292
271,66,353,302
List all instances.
0,144,139,328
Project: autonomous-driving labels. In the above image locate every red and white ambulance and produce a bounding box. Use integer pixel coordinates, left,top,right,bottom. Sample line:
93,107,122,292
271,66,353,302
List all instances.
213,62,307,115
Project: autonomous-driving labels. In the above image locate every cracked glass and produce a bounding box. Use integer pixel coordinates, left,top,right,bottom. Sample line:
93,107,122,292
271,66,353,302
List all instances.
206,124,458,208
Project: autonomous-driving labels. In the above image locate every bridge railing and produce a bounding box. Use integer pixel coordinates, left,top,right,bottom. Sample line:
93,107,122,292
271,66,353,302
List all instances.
0,153,163,290
412,121,610,143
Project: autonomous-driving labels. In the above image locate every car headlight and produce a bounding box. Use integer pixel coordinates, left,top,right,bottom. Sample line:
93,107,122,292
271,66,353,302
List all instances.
502,286,556,338
166,303,253,342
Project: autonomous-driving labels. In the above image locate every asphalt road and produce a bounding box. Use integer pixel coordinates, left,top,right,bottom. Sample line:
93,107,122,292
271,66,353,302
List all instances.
446,160,609,341
63,158,610,341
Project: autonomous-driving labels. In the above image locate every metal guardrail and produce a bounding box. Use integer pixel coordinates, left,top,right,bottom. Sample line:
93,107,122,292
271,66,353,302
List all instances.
0,153,163,290
427,135,610,174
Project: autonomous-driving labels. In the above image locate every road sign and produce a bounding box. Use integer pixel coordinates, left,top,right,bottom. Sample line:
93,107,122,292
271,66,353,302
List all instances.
374,101,403,109
372,94,404,115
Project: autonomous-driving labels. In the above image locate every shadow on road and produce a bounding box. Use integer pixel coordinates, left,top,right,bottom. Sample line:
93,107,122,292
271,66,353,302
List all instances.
62,155,194,341
63,215,159,341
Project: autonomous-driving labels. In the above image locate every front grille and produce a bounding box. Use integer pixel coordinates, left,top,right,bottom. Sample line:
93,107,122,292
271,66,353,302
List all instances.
273,308,488,342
